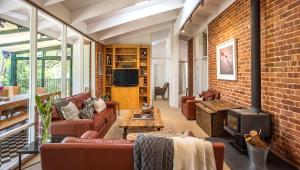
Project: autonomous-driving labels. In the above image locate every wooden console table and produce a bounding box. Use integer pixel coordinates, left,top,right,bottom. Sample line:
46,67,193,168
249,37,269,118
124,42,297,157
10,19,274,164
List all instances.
195,100,241,137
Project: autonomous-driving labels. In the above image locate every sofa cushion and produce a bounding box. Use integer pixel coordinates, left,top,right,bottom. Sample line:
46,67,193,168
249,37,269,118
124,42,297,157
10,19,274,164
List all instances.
51,105,60,121
93,98,107,113
204,90,215,101
61,102,80,120
75,93,91,110
65,96,79,109
53,98,69,120
79,106,94,119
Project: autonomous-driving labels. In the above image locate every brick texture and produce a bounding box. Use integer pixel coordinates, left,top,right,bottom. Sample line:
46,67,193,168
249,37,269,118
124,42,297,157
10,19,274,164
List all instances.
208,0,300,167
95,42,104,98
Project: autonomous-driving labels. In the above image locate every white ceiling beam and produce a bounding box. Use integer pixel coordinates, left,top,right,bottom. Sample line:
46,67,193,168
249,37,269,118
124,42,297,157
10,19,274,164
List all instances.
71,0,140,24
173,0,202,35
88,0,184,34
43,0,65,6
0,0,22,14
98,10,179,40
103,21,174,44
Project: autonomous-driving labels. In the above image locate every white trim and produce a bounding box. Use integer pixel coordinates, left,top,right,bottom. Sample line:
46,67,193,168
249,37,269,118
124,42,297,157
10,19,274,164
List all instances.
61,24,67,97
28,6,37,143
90,41,96,97
80,35,84,92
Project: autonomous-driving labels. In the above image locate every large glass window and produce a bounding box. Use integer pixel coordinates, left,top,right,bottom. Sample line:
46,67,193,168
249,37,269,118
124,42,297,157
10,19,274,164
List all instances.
37,12,63,95
0,0,31,167
0,1,93,168
67,27,81,95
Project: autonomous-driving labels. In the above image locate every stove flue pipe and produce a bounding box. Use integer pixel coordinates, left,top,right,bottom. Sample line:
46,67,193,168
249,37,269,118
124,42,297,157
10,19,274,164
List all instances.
251,0,261,113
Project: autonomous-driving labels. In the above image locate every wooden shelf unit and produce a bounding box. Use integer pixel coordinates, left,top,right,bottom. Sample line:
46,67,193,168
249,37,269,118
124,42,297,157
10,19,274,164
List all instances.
103,45,150,109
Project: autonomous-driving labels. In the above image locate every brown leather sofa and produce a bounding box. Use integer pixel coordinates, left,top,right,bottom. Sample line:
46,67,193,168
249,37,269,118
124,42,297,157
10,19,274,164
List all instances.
181,89,220,120
50,92,117,137
40,132,225,170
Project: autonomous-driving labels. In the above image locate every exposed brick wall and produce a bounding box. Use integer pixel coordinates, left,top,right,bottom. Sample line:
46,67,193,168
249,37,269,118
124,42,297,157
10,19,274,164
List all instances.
188,38,194,96
208,0,300,167
95,42,104,98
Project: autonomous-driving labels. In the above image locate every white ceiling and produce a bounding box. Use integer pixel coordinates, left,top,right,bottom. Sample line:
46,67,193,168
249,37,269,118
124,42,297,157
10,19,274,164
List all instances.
39,0,185,43
2,0,231,44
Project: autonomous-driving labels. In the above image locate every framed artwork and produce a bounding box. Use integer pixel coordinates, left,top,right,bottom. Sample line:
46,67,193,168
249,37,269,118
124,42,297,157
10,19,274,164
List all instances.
216,38,237,80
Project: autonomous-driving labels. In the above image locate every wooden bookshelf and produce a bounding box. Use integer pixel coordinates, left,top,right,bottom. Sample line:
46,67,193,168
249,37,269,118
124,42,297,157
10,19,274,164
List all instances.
103,45,150,109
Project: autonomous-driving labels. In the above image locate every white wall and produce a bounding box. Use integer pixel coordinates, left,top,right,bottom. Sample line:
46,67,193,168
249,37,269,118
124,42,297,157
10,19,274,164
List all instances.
179,40,188,61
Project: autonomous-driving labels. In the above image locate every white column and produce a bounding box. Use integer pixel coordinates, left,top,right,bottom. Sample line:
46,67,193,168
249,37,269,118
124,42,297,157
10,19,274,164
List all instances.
169,28,180,108
28,6,37,143
90,41,96,97
61,25,67,97
80,35,84,92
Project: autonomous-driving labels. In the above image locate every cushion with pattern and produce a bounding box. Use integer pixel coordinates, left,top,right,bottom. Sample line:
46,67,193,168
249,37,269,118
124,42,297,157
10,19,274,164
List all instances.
79,106,94,119
53,98,68,120
61,102,80,120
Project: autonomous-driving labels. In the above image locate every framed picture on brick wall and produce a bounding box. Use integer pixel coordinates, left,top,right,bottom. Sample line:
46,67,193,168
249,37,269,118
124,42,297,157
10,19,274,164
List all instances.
216,38,237,80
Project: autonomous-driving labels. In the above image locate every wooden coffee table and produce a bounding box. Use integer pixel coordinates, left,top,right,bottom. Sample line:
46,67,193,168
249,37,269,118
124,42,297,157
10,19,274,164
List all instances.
119,108,164,139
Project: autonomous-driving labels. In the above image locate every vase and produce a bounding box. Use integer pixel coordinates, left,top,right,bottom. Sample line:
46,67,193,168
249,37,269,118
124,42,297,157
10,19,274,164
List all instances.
38,114,52,143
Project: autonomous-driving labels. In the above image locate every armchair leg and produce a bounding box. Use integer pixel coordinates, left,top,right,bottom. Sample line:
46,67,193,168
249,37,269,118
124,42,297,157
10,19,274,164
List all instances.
162,95,165,100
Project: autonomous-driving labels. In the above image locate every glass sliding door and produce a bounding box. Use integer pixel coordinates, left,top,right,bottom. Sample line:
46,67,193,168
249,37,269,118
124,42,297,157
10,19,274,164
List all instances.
0,0,31,168
37,12,63,95
67,27,81,95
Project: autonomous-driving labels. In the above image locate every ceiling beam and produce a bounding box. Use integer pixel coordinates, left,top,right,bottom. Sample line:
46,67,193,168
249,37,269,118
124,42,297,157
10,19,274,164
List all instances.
103,21,174,44
88,0,184,34
43,0,65,6
71,0,140,24
98,10,179,40
173,0,202,35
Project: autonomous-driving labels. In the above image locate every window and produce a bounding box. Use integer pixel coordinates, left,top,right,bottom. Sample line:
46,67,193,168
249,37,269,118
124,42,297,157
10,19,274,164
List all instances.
37,12,63,95
0,0,31,167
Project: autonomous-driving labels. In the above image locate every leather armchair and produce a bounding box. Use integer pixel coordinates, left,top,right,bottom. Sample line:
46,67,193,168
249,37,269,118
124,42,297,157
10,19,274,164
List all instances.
181,89,220,120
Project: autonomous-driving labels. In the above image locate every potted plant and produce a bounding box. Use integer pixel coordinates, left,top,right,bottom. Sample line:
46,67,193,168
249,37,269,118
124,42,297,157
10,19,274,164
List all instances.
35,95,53,143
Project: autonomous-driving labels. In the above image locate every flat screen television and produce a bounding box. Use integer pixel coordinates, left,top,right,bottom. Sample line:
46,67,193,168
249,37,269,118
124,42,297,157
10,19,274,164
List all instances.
113,69,139,86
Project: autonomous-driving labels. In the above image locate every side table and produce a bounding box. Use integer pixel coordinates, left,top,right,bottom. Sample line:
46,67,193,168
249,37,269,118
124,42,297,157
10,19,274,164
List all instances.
17,135,67,170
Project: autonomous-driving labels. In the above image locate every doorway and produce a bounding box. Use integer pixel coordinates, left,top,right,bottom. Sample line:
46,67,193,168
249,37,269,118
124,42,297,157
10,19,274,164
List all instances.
153,63,168,100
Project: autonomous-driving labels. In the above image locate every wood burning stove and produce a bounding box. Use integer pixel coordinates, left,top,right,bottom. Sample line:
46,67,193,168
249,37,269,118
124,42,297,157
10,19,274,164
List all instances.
223,0,272,154
224,109,271,153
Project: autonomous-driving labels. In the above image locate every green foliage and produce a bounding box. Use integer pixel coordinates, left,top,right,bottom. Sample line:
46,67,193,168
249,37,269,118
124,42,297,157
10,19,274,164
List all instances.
35,95,53,143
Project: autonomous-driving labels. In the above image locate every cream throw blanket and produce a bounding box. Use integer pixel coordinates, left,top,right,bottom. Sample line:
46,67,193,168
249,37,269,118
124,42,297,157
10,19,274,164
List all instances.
171,137,216,170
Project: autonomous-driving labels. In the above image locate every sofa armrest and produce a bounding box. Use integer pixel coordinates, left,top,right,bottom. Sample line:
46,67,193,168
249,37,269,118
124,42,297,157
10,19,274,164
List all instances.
51,119,94,137
185,100,202,116
105,100,117,116
212,143,225,170
181,96,195,104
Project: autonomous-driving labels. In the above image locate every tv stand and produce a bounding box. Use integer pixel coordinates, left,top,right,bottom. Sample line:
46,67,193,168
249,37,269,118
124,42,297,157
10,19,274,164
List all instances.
103,45,150,109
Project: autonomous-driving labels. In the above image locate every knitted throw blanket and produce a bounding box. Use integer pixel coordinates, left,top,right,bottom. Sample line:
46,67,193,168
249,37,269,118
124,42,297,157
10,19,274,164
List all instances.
133,134,174,170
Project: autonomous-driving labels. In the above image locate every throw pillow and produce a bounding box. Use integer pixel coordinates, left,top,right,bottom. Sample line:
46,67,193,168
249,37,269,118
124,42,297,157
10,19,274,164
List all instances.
53,98,68,120
204,91,215,101
61,102,80,120
195,94,203,101
93,98,106,113
84,98,95,113
79,106,95,119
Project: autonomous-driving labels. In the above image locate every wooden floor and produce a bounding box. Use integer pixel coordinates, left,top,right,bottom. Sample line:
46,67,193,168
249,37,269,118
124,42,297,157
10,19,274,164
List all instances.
0,113,28,131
